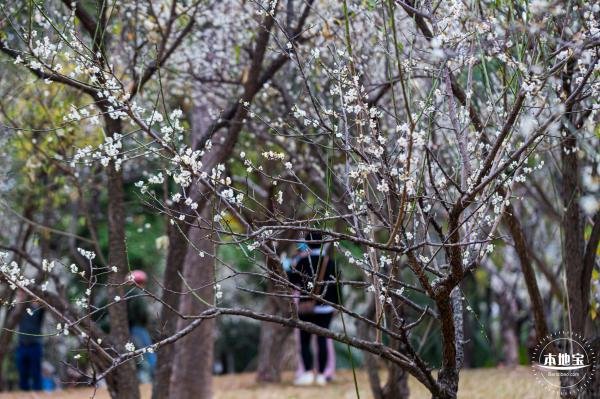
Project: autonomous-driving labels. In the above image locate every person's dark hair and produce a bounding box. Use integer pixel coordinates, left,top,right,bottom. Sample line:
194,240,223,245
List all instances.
305,232,323,249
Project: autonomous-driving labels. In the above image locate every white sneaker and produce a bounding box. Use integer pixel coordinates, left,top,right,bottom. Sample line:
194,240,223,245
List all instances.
294,371,315,386
315,374,327,386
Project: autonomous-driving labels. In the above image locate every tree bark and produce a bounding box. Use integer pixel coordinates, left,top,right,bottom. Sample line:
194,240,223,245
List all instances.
381,364,410,399
152,219,191,399
450,287,464,370
153,98,211,398
580,217,600,398
255,293,292,382
105,166,139,397
561,130,585,335
168,222,215,399
579,336,600,399
359,299,410,399
255,220,294,383
496,289,519,367
154,10,281,389
0,298,24,390
154,4,313,394
503,205,550,341
104,118,140,399
560,124,588,399
436,295,459,399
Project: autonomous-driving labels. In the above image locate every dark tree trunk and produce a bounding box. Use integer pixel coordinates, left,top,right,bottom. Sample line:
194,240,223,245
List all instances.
557,61,600,398
359,299,410,399
152,219,191,399
255,235,294,383
382,364,410,399
496,289,519,367
104,117,140,399
255,294,292,382
358,302,385,399
153,98,211,399
0,299,24,390
105,164,140,398
154,8,301,394
0,216,33,390
437,295,459,399
168,223,215,399
504,205,549,341
561,131,585,335
560,125,586,399
451,288,464,369
579,336,600,399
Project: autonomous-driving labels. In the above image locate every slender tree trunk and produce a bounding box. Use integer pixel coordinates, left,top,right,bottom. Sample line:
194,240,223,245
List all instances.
579,335,600,399
495,289,519,367
105,163,140,398
358,300,385,399
451,287,464,369
0,299,23,390
560,125,585,399
255,294,292,382
0,217,32,390
255,234,294,382
152,220,191,399
503,205,549,341
168,221,215,399
155,8,298,393
580,214,600,398
153,98,211,398
382,364,410,399
359,299,410,399
561,137,585,333
437,294,459,399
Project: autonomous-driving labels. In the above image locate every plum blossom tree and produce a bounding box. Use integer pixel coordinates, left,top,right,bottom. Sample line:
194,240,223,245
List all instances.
0,1,599,399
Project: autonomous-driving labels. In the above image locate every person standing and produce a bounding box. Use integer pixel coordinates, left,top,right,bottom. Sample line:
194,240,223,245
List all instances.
16,299,45,391
288,233,341,386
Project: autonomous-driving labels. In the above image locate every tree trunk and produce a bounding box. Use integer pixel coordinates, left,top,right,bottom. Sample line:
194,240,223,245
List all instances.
105,165,140,398
168,221,215,399
0,219,32,390
496,289,519,367
358,301,385,399
503,205,549,341
579,336,600,399
255,243,293,382
560,124,586,399
255,294,292,382
381,364,410,399
104,117,140,399
0,299,23,390
451,287,464,370
154,10,286,392
152,219,191,399
359,299,410,399
437,295,459,399
153,99,210,399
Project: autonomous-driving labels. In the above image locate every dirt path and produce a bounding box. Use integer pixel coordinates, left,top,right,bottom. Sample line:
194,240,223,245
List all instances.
0,367,559,398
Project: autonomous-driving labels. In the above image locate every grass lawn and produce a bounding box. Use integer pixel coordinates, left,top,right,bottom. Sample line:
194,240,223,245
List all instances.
0,367,560,398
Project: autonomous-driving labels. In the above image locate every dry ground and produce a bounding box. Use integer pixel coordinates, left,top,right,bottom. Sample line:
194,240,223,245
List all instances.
0,367,560,399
